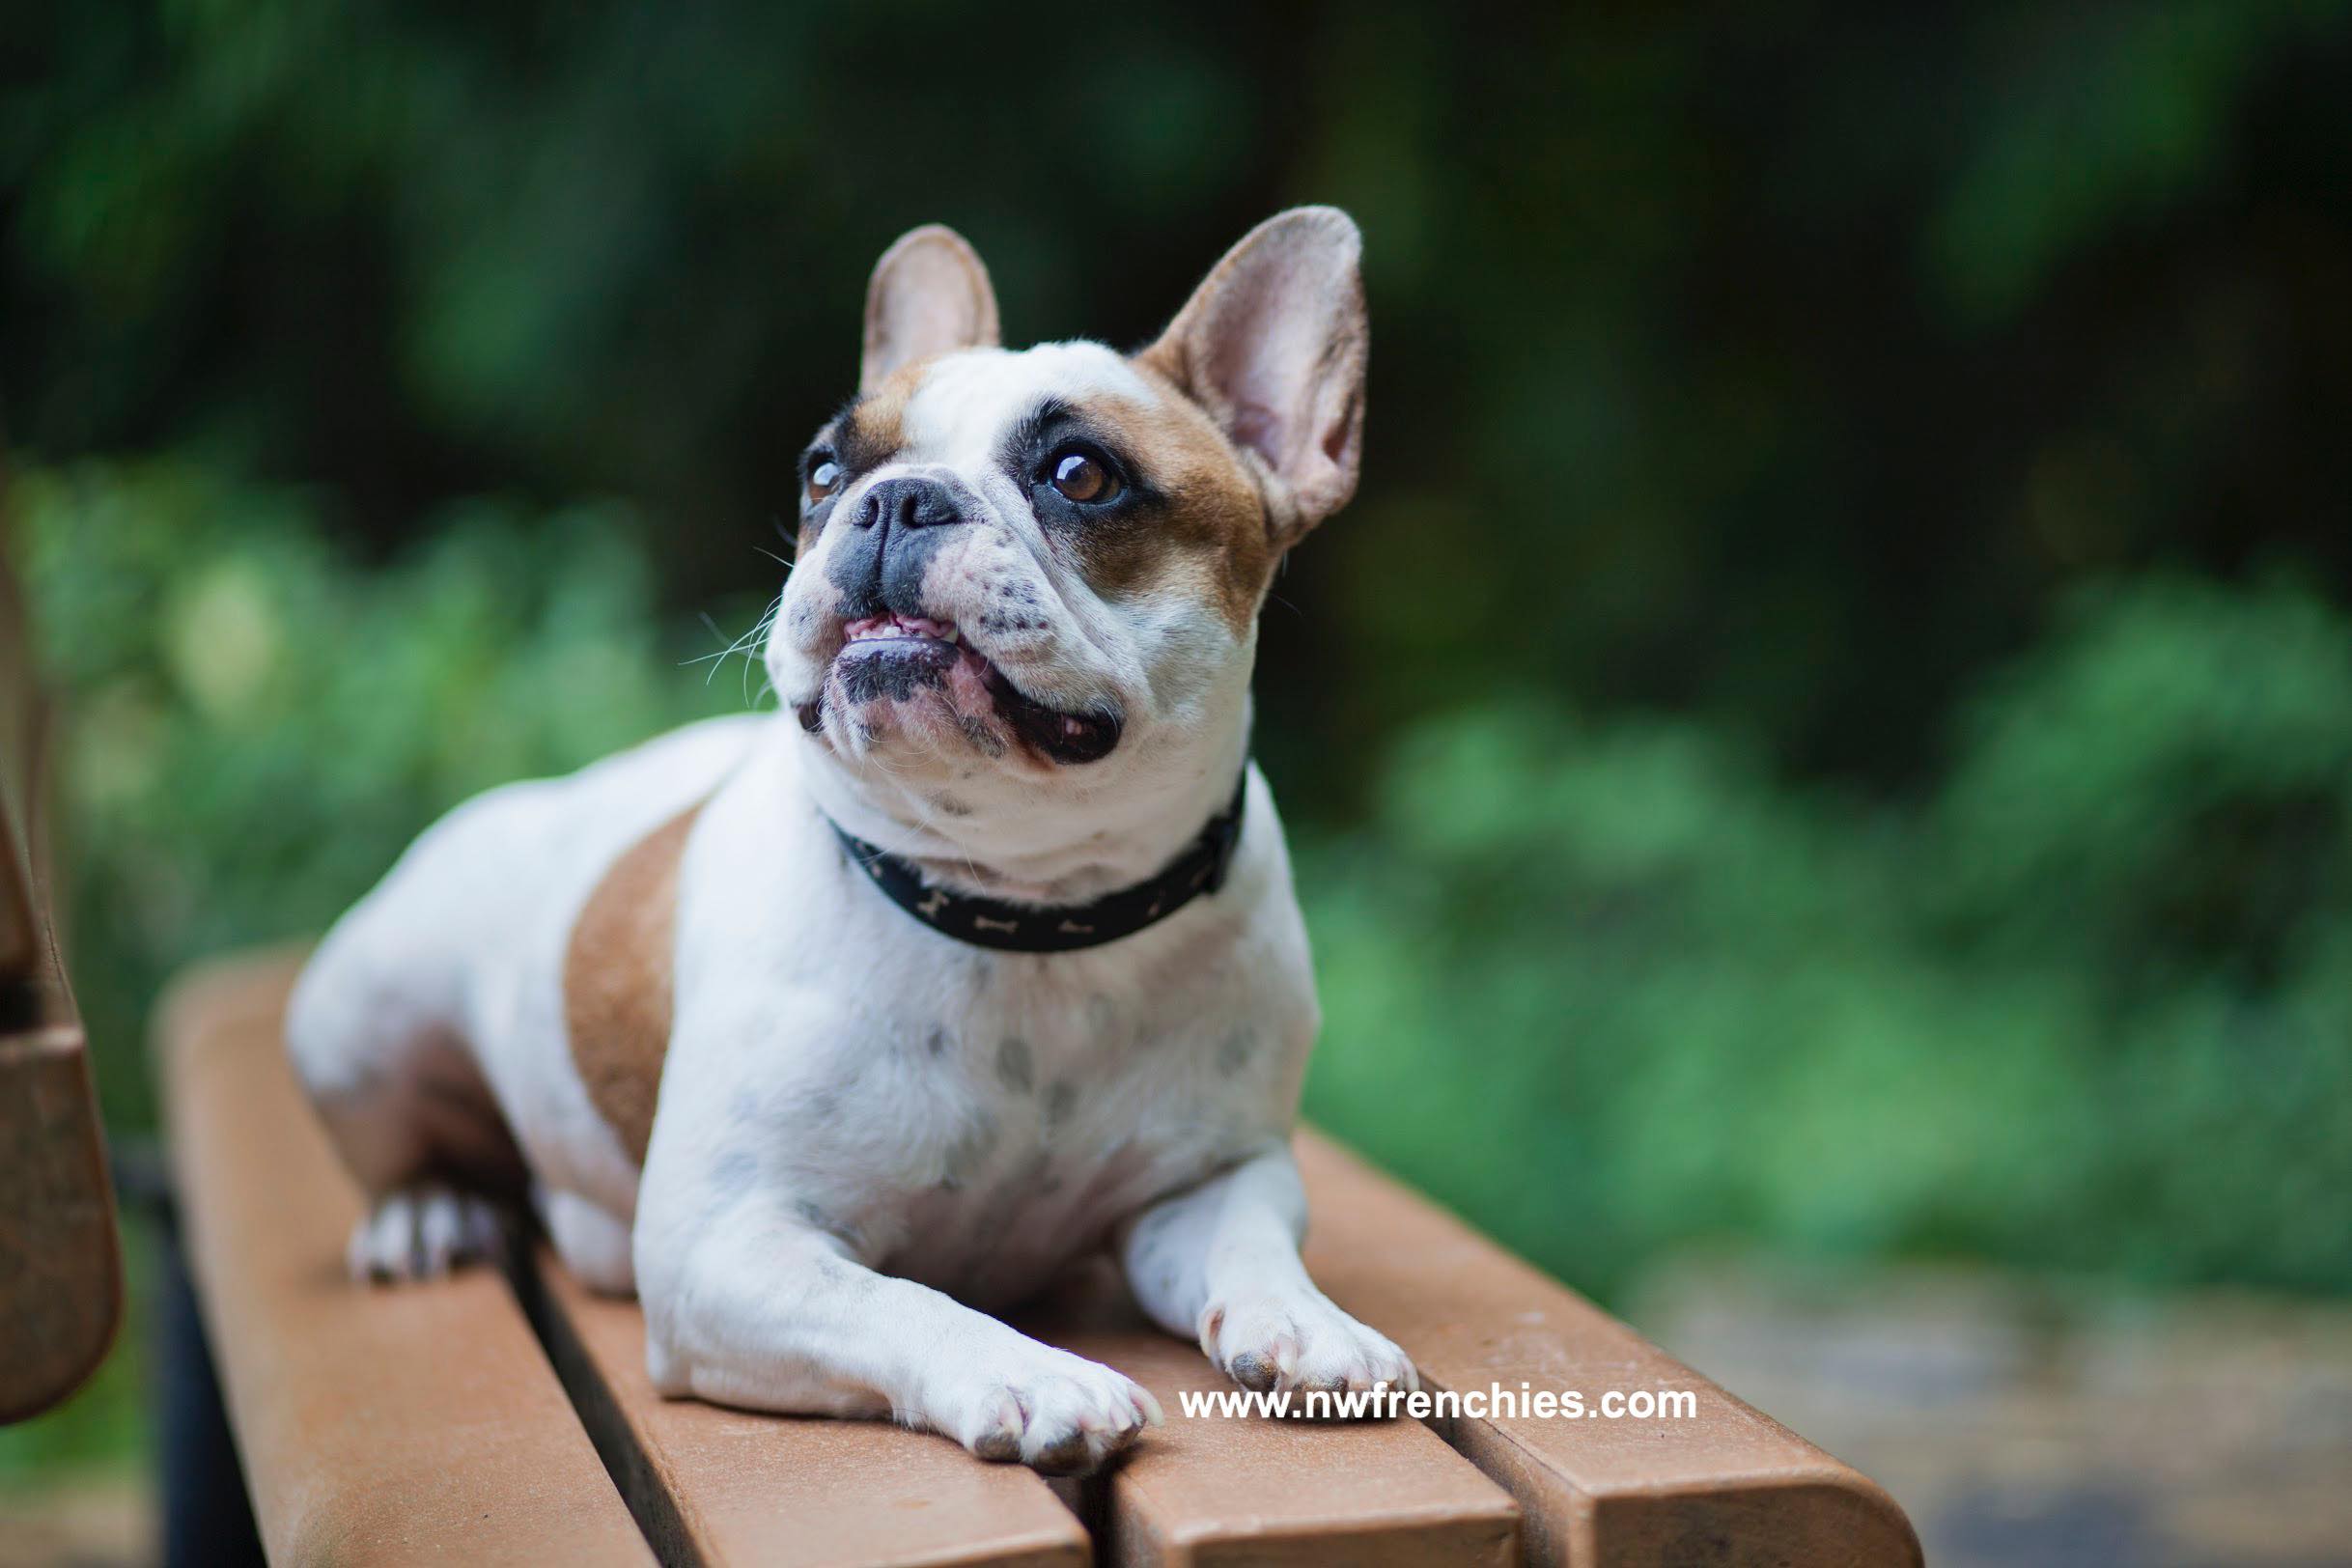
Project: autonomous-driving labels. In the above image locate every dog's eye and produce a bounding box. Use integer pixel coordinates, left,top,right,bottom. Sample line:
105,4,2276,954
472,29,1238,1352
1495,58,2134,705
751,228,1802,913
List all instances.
1048,448,1121,505
805,454,842,505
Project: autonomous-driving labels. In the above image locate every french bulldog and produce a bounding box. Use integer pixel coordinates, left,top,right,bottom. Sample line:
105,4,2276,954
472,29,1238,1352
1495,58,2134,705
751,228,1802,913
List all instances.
287,207,1414,1474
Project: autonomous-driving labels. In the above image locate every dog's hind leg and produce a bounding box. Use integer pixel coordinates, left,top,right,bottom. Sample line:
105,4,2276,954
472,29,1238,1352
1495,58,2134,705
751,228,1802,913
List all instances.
541,1187,635,1295
287,794,538,1282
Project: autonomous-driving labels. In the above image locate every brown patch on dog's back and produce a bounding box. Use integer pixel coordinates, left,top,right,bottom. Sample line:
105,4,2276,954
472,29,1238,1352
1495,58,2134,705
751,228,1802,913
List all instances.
1087,364,1274,636
564,801,705,1164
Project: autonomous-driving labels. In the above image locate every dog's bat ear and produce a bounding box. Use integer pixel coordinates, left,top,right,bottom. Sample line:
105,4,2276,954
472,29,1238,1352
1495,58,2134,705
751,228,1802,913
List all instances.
861,225,1001,394
1139,207,1367,540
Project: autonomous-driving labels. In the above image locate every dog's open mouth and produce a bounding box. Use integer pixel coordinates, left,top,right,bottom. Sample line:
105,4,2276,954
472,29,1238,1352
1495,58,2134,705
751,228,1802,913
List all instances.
802,613,1122,766
844,611,963,651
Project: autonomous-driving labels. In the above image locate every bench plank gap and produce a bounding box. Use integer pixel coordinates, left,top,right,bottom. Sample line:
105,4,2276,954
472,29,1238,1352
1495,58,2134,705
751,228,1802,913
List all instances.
1020,1262,1522,1568
520,1244,1092,1568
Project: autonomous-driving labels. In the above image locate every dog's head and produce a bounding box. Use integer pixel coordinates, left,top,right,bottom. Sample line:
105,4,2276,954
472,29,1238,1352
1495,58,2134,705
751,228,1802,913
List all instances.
767,209,1365,829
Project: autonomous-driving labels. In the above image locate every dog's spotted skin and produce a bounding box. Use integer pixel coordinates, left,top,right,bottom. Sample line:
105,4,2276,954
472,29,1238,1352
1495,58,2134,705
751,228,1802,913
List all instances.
288,210,1407,1474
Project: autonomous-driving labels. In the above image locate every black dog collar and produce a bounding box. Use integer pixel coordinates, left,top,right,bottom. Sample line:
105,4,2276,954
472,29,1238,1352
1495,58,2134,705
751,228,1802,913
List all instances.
831,772,1248,953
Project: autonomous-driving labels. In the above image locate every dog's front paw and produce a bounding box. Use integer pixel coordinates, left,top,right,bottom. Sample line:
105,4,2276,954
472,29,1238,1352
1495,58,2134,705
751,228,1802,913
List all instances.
1200,1288,1417,1405
347,1185,503,1283
946,1347,1163,1475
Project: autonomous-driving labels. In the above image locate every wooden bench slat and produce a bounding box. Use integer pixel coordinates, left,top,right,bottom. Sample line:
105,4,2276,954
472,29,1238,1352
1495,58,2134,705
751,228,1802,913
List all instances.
1294,1132,1923,1568
158,953,654,1566
519,1246,1092,1568
1020,1265,1521,1568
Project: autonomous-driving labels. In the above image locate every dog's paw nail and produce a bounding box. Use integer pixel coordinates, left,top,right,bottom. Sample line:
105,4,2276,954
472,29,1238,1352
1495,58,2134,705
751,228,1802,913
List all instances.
1031,1431,1092,1474
1112,1380,1161,1435
956,1356,1153,1474
1227,1349,1281,1392
1209,1294,1414,1410
969,1391,1025,1462
348,1187,500,1285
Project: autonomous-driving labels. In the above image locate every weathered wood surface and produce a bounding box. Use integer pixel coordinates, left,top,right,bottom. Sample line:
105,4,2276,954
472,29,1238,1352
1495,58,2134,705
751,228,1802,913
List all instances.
1293,1133,1923,1568
158,953,652,1565
0,518,124,1426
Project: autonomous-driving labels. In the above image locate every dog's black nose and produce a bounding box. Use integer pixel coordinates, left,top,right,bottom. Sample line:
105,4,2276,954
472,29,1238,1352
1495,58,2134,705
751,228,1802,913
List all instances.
828,475,971,622
854,476,966,532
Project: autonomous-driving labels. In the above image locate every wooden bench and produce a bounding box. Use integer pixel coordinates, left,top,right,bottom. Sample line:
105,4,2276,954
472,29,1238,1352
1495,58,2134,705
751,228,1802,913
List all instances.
156,949,1920,1566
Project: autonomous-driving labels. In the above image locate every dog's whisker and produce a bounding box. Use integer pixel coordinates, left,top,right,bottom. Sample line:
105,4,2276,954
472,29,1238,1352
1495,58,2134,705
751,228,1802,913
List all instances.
686,596,784,708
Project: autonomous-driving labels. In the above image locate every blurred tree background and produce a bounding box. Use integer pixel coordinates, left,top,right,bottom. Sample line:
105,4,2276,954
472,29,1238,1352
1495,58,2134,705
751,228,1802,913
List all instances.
5,0,2352,1479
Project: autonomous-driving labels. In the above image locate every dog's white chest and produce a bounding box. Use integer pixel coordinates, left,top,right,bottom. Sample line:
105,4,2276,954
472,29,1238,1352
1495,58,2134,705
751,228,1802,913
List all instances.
745,958,1294,1308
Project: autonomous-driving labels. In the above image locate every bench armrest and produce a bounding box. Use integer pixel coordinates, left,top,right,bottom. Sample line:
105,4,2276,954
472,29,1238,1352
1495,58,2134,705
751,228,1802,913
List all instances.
0,530,123,1426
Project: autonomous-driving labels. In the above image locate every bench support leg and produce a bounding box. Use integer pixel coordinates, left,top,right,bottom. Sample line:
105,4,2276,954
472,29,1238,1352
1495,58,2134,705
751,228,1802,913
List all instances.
154,1213,266,1568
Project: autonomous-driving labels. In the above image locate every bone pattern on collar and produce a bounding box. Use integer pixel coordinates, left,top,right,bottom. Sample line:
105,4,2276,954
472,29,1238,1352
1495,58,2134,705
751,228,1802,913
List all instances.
829,770,1247,953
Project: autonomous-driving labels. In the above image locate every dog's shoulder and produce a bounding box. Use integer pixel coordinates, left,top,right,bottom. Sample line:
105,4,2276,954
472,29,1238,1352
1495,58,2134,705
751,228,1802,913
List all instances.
565,798,708,1164
547,714,772,1163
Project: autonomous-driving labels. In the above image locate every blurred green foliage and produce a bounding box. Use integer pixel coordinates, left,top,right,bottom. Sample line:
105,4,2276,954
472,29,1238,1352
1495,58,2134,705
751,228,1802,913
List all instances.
1308,574,2352,1297
10,1,2351,800
15,460,747,1126
5,0,2352,1479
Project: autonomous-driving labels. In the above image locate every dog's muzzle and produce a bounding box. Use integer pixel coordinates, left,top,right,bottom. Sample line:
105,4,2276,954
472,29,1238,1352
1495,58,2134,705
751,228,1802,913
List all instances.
827,475,970,625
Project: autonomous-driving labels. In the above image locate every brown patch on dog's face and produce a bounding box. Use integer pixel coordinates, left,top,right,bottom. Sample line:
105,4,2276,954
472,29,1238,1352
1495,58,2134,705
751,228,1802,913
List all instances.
1019,369,1273,639
796,371,915,558
563,801,703,1164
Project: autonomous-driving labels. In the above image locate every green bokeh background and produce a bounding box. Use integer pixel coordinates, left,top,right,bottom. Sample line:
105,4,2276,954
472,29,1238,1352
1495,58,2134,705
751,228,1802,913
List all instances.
7,0,2351,1483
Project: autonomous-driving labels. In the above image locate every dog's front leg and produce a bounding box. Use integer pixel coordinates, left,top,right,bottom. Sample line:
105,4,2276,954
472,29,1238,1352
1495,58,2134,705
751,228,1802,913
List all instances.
1120,1147,1417,1398
636,1187,1161,1473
